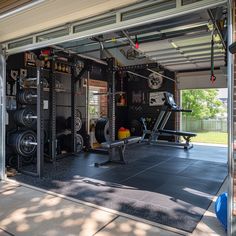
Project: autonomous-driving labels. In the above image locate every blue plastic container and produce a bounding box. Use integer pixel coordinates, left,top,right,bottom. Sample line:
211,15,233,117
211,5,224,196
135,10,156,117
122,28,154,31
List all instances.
215,192,227,231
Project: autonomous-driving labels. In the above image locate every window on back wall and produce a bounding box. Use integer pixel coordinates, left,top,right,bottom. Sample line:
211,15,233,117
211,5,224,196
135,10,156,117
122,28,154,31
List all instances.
89,83,108,119
89,88,100,119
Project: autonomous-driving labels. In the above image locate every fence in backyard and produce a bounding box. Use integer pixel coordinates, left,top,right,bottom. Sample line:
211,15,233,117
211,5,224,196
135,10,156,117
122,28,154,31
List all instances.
182,117,227,132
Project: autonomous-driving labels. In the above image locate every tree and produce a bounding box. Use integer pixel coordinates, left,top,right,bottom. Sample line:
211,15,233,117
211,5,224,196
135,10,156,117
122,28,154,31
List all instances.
181,89,224,119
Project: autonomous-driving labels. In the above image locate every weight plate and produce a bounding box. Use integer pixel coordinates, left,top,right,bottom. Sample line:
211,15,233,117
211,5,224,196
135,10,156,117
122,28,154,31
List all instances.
76,117,82,131
95,118,109,143
17,89,37,105
65,116,82,131
22,156,34,164
148,72,163,89
104,121,109,142
14,108,36,128
75,134,84,152
130,119,143,136
8,130,37,157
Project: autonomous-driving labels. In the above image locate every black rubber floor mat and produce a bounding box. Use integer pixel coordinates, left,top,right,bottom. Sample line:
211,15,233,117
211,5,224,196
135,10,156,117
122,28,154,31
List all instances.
12,145,227,232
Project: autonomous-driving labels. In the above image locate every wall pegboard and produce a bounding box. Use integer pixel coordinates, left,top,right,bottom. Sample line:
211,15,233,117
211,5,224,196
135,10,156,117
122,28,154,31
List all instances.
126,69,176,131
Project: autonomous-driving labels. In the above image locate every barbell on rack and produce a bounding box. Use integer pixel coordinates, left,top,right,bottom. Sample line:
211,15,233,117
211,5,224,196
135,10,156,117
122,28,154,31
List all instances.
8,130,37,157
17,89,37,104
14,108,37,128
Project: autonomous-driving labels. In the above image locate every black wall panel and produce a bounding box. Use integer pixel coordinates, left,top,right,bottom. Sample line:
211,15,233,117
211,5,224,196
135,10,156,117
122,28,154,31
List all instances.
115,69,176,132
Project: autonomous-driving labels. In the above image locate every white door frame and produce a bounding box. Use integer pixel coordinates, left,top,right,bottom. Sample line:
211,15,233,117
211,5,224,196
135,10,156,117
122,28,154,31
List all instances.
0,47,6,180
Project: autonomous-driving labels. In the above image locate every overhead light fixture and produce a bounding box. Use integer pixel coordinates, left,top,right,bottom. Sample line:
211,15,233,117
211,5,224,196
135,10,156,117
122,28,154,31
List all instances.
170,42,178,49
0,0,45,20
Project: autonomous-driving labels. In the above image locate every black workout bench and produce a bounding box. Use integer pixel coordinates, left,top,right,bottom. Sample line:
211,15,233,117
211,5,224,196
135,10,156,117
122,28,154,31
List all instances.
94,136,141,167
158,129,197,149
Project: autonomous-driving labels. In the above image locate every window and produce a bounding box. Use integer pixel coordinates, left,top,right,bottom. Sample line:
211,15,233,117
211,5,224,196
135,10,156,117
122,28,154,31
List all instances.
89,88,100,119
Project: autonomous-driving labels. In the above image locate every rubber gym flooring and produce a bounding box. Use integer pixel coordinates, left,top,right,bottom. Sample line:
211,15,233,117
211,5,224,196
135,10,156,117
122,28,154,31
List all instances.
11,144,227,233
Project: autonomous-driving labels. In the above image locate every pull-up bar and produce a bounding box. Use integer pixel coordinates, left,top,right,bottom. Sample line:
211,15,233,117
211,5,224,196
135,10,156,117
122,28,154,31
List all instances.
127,70,176,83
147,68,176,83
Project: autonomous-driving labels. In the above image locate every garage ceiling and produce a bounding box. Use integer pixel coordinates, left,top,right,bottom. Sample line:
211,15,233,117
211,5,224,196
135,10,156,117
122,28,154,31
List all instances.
56,6,226,72
0,0,227,73
0,0,141,42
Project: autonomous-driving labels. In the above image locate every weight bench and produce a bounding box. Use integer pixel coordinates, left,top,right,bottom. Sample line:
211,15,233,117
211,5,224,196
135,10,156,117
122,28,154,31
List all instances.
158,129,197,149
94,136,141,167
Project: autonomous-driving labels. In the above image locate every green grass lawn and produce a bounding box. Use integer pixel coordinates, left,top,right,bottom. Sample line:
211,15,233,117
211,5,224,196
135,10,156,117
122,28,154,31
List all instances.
190,131,228,145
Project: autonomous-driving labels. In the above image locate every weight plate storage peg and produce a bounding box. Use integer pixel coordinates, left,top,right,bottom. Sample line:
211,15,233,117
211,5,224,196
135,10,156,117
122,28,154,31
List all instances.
8,130,37,157
17,89,37,104
14,108,37,128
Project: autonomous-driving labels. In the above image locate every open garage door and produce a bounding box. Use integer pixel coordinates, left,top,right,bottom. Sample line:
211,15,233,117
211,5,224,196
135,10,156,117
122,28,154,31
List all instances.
177,69,227,89
0,52,6,180
0,0,227,55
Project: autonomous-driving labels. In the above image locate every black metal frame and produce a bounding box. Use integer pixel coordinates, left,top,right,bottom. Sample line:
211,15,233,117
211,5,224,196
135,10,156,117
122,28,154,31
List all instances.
17,64,44,177
13,52,112,177
115,62,160,71
49,62,56,162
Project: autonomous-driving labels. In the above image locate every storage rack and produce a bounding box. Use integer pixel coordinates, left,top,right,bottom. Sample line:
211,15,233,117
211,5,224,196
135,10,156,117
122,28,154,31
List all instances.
14,64,44,177
6,50,112,177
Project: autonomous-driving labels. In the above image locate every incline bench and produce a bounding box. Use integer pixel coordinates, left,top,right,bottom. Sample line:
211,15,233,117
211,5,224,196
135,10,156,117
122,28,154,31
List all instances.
94,136,141,167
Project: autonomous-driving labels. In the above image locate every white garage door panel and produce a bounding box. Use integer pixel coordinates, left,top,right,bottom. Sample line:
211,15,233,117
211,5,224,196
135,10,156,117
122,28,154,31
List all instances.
177,70,227,89
0,0,139,43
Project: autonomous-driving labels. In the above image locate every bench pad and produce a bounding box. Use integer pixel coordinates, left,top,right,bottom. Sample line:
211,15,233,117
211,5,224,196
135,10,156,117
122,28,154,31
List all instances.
158,129,197,137
124,136,142,144
101,140,125,149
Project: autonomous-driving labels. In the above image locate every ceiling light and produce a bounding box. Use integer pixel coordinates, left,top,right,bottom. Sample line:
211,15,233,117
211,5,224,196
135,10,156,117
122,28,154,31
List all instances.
171,42,178,49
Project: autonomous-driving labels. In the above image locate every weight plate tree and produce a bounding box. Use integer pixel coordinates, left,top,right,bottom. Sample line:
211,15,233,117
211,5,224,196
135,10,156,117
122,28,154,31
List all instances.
8,130,37,157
